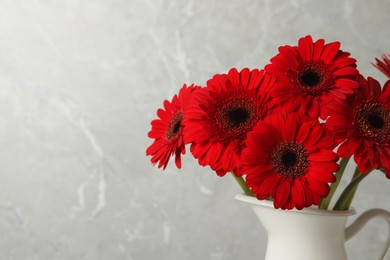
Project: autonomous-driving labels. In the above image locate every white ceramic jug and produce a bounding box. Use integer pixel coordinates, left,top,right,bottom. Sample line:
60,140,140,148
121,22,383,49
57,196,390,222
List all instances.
236,194,390,260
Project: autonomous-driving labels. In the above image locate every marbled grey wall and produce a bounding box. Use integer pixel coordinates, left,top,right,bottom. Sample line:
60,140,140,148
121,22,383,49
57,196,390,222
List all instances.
0,0,389,259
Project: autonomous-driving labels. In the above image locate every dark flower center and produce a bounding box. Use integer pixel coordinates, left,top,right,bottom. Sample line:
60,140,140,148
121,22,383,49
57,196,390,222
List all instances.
172,120,181,134
281,152,297,167
355,100,390,143
216,97,260,136
299,70,321,87
210,90,270,145
228,107,250,126
367,113,384,129
271,141,309,179
166,111,183,141
293,61,332,96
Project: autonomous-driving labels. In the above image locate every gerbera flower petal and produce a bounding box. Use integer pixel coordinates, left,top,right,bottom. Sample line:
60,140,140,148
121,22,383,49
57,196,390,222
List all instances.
355,154,372,173
300,121,323,147
247,123,281,151
274,180,292,209
381,80,390,101
372,54,390,79
334,78,359,92
308,168,336,183
291,180,306,210
333,67,359,77
310,161,340,173
313,39,325,60
295,120,312,144
309,150,339,162
298,35,313,60
175,150,183,169
321,41,341,63
238,68,251,87
251,172,280,198
337,141,353,158
306,177,330,197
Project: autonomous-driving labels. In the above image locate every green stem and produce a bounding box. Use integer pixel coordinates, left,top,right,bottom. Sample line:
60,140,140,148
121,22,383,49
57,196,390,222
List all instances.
232,172,254,197
319,157,350,210
341,167,361,209
333,169,371,210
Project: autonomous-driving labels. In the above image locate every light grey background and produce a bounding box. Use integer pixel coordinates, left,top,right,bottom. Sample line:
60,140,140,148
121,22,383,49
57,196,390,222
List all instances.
0,0,389,259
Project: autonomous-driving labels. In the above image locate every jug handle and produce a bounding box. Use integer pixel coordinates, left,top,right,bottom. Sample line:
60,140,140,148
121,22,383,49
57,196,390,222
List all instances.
345,209,390,260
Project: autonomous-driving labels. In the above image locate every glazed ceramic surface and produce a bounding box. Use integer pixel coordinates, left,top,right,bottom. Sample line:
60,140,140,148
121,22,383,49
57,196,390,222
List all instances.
236,194,390,260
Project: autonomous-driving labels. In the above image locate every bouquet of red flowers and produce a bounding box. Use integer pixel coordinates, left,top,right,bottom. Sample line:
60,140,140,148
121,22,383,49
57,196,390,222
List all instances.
146,35,390,211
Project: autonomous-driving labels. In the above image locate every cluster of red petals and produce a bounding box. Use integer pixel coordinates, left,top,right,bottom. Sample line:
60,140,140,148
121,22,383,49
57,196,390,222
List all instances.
183,68,278,176
327,75,390,177
265,35,359,119
372,54,390,79
242,113,339,210
146,84,200,170
146,35,390,210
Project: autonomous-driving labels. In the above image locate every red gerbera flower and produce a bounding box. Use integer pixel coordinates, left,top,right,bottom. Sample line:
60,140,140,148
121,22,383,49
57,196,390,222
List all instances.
327,75,390,177
241,112,339,210
265,35,359,119
183,68,277,177
372,54,390,79
146,84,200,170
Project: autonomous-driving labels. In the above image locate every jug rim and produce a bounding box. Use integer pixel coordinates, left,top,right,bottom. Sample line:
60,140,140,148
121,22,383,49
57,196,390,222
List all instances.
235,193,356,216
